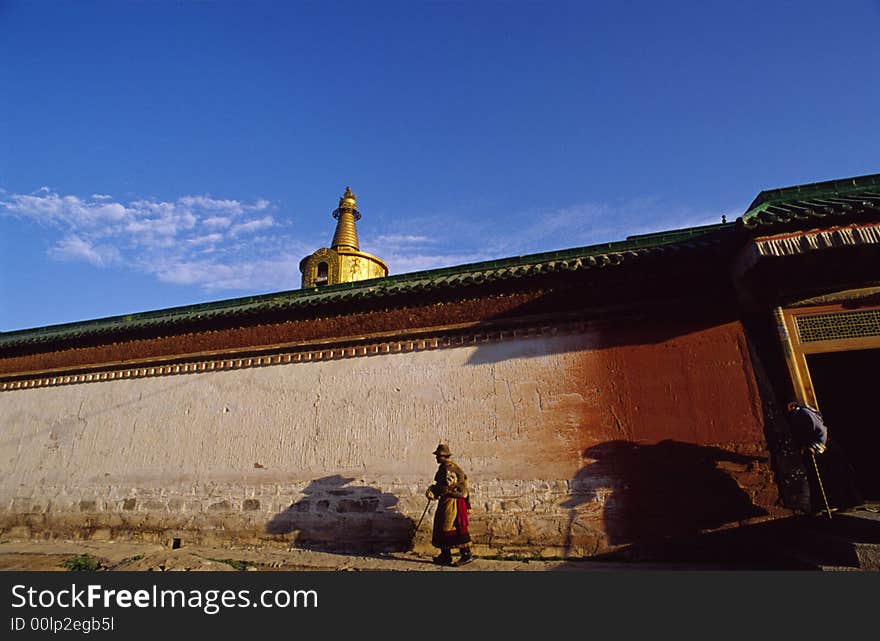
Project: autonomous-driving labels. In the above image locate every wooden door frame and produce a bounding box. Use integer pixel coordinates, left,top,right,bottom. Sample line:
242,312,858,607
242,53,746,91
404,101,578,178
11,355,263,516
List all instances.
775,301,880,410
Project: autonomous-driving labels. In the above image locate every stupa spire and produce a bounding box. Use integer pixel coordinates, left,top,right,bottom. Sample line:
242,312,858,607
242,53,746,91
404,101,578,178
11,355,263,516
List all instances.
330,186,361,251
299,186,388,288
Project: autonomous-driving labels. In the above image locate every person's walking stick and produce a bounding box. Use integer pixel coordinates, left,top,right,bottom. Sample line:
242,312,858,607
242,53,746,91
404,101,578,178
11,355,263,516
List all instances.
810,451,833,520
414,499,431,533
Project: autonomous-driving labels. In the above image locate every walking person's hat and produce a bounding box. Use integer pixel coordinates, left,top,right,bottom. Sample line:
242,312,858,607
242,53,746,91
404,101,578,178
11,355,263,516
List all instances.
433,443,452,457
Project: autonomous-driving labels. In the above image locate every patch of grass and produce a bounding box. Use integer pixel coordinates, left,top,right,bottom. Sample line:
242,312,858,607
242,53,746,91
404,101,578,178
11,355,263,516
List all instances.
478,554,534,562
113,554,145,568
59,554,103,572
207,557,253,571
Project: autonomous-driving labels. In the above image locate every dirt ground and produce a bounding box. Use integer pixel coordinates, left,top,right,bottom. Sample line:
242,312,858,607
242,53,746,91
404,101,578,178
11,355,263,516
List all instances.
0,538,742,572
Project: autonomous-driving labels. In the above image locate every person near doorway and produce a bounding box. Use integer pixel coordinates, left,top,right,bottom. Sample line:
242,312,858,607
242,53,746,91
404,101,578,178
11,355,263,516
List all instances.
785,401,864,513
425,443,473,566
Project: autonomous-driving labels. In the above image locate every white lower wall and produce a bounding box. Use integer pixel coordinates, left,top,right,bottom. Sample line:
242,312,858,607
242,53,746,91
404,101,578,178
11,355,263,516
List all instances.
0,327,780,555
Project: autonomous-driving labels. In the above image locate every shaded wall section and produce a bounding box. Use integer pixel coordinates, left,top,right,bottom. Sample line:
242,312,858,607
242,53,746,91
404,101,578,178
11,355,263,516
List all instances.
0,319,784,555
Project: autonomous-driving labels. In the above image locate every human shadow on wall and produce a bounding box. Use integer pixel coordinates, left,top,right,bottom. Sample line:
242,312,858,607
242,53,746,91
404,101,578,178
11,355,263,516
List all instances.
265,475,415,554
561,440,769,561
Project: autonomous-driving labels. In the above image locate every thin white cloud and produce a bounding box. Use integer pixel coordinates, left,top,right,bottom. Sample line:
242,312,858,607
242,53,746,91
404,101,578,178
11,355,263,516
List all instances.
202,216,233,229
230,215,275,237
373,234,434,245
482,198,727,255
364,231,492,275
48,236,121,267
154,253,304,292
381,252,497,275
0,188,298,291
366,197,730,277
186,233,225,247
178,195,241,214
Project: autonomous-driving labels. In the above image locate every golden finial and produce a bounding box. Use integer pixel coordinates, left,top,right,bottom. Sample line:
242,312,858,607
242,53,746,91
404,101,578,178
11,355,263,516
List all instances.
333,185,361,222
339,186,357,209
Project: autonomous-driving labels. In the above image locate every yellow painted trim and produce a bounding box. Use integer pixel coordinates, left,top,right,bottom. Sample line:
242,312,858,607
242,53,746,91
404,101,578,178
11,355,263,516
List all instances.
779,300,880,412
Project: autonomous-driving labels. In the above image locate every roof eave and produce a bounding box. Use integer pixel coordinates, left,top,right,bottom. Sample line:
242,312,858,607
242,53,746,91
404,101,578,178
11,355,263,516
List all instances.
0,222,736,350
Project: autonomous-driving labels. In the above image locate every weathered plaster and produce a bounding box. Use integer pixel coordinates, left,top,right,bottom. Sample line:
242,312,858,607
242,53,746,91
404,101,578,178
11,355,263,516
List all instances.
0,321,782,555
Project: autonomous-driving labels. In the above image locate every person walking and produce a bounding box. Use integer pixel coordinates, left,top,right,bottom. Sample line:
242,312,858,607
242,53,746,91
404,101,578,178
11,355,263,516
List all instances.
785,401,863,514
786,401,828,454
425,443,473,566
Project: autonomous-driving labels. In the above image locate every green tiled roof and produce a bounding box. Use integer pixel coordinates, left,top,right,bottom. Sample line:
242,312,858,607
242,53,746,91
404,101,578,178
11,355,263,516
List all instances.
741,172,880,230
0,221,732,349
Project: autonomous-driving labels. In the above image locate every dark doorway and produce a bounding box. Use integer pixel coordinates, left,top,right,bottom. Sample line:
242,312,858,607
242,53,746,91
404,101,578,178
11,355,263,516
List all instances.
316,262,329,285
807,348,880,499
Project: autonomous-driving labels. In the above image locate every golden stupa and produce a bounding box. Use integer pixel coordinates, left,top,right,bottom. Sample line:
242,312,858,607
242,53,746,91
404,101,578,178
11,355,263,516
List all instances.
299,187,389,288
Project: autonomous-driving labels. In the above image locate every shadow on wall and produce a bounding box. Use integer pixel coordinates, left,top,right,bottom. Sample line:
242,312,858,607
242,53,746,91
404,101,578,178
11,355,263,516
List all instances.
463,261,740,367
562,440,769,556
266,475,415,553
464,313,738,366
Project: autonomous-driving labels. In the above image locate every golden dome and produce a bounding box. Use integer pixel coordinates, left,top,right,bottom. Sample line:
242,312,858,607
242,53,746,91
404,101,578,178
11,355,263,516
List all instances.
299,186,389,288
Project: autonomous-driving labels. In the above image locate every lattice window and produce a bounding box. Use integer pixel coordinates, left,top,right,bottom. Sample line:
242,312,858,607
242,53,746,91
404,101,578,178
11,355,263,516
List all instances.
795,309,880,343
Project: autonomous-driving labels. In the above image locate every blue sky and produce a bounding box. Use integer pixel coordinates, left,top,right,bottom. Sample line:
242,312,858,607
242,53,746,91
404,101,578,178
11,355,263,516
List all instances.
2,0,879,331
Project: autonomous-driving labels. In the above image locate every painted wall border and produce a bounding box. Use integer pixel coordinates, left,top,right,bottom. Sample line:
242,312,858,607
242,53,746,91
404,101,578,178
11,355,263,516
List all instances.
0,317,622,392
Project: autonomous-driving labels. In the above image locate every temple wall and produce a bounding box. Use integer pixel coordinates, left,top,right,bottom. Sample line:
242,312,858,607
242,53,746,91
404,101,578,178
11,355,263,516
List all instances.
0,319,783,556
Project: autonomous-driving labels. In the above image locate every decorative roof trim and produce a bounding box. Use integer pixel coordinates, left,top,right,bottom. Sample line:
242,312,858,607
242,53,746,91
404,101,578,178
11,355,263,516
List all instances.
754,222,880,258
731,222,880,277
0,314,638,392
